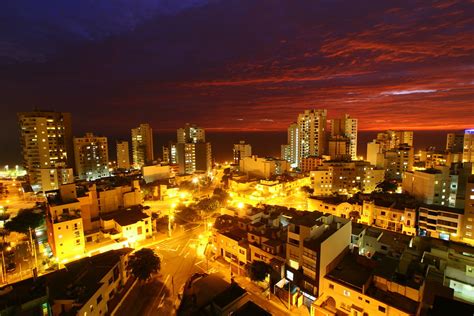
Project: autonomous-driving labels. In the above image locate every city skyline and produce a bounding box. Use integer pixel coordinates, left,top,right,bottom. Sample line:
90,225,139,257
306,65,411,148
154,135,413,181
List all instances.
1,2,474,315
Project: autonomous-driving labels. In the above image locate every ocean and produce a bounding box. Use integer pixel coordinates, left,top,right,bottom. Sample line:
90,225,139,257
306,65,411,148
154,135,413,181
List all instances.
0,130,463,165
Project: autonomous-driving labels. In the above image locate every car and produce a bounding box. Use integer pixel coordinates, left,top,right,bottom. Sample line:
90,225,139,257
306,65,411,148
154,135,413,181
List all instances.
6,262,16,273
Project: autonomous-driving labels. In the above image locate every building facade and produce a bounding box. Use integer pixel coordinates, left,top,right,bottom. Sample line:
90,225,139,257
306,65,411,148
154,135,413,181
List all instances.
463,129,474,163
233,141,252,164
446,133,464,153
131,123,154,169
240,156,289,179
402,168,450,205
330,114,358,160
311,161,385,196
298,109,327,163
73,133,109,181
18,110,74,192
116,140,130,169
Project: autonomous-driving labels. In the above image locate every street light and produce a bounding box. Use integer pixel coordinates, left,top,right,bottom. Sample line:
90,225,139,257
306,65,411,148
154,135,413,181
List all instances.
168,204,176,237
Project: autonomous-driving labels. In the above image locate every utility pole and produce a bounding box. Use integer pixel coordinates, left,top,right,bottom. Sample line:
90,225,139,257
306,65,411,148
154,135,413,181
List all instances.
168,210,172,237
1,251,6,284
29,227,38,275
287,280,291,310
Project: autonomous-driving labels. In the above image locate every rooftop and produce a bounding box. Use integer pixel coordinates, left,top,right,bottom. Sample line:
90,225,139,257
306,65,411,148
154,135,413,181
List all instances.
366,286,419,314
352,222,368,236
222,229,247,242
47,249,132,306
212,282,247,309
378,231,412,248
326,253,374,292
233,301,271,316
418,168,442,174
419,203,464,215
289,211,324,227
47,194,80,207
303,222,340,251
429,295,474,316
100,206,149,226
365,227,383,239
310,195,347,205
0,277,48,312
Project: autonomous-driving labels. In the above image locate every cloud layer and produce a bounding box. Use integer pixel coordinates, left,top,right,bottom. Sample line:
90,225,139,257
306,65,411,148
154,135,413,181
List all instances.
0,0,472,137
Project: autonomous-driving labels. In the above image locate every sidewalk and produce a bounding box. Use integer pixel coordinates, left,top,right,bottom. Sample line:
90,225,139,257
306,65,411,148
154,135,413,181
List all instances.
211,258,310,316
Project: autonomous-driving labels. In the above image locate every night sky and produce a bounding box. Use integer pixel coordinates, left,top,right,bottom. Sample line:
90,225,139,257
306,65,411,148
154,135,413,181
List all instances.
0,0,473,162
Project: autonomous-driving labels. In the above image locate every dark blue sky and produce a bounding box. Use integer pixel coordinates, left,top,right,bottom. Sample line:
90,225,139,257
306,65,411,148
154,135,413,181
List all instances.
0,0,473,162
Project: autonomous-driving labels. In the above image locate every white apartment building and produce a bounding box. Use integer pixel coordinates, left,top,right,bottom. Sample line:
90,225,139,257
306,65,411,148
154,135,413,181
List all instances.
73,133,109,181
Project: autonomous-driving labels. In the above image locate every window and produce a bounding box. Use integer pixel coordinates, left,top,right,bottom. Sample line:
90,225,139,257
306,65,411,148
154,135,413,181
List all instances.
108,277,113,285
378,306,386,313
96,295,103,304
329,283,334,290
289,238,299,245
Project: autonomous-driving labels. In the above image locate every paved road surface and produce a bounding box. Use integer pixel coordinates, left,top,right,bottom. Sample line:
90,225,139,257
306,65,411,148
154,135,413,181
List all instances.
116,225,205,316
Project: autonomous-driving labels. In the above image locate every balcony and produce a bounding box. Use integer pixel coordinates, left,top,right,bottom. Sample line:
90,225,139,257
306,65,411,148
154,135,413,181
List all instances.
288,231,300,242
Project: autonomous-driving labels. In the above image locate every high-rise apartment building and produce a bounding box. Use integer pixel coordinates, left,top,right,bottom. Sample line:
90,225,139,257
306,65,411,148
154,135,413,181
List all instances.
233,141,252,164
177,123,206,143
367,131,414,181
331,114,358,160
328,136,350,160
463,176,474,241
366,140,384,168
18,110,74,192
446,133,464,153
402,167,450,205
116,140,130,169
131,123,154,169
298,109,327,161
73,133,109,181
281,123,300,168
176,124,212,174
383,144,414,180
376,130,413,151
463,129,474,163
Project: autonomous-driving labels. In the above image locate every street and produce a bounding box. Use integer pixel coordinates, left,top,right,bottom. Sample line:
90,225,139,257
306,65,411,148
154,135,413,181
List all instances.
116,224,206,316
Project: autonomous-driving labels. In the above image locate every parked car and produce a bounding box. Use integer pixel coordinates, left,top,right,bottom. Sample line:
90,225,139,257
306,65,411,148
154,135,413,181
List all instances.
6,262,16,273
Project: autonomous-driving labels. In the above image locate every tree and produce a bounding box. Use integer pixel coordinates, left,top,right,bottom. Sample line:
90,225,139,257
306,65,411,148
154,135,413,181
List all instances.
300,186,314,195
0,229,9,243
348,211,361,222
247,260,272,282
4,209,43,235
212,188,229,204
127,248,161,282
197,198,220,213
375,180,398,193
